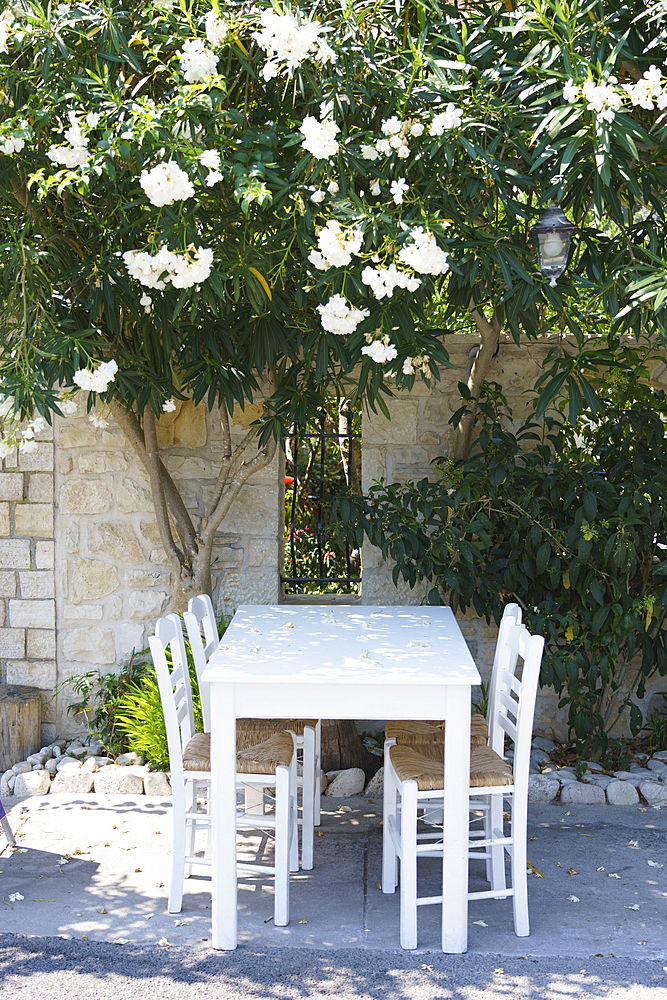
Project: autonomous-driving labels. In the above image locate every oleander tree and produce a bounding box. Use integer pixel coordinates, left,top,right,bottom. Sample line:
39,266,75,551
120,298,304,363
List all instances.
0,0,667,608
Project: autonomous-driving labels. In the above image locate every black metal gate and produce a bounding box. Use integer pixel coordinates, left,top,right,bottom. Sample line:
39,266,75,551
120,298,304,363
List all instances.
282,409,361,595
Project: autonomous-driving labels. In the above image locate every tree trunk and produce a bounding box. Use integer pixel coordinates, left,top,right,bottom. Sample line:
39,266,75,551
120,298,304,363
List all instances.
320,719,383,779
452,307,501,462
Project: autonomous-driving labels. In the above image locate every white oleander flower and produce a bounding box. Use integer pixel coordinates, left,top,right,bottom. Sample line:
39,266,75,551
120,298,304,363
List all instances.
382,116,403,137
169,247,214,288
582,78,623,123
73,359,119,393
398,227,449,275
59,400,78,416
370,181,381,196
200,149,221,171
327,179,339,194
317,294,369,336
390,178,409,204
178,38,218,83
360,144,379,161
307,250,330,270
563,79,579,103
309,188,326,203
205,170,223,187
300,116,340,159
0,135,24,155
89,412,109,428
429,103,463,135
162,398,177,412
361,264,421,299
140,161,195,206
47,143,89,168
403,353,430,376
0,395,13,420
409,122,425,137
205,10,228,48
140,292,152,313
0,9,13,55
375,138,391,156
361,334,398,364
316,219,364,267
625,65,665,110
86,112,101,128
253,9,332,78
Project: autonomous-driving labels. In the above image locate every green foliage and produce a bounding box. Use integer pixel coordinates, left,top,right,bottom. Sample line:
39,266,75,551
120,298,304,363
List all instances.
642,693,667,755
115,675,171,772
337,377,667,759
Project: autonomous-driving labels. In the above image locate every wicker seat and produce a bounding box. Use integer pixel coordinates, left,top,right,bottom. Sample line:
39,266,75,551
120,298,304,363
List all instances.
150,613,297,926
184,595,321,869
382,610,544,949
384,715,488,747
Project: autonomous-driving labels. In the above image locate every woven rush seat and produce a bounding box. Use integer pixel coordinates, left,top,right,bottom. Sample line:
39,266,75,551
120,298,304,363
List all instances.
385,714,488,747
388,742,513,791
235,718,318,750
183,731,295,774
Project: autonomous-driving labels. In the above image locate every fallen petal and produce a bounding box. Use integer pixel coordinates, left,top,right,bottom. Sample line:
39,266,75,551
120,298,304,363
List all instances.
472,920,488,927
624,903,640,911
609,873,622,879
567,895,580,903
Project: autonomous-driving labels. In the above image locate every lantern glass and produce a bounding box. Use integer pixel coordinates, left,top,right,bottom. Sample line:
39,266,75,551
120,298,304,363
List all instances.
529,205,576,287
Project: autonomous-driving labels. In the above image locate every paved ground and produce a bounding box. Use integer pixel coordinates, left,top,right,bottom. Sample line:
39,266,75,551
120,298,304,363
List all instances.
2,793,667,960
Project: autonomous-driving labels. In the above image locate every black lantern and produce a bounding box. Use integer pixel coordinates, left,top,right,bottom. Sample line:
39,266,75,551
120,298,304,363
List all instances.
529,203,576,287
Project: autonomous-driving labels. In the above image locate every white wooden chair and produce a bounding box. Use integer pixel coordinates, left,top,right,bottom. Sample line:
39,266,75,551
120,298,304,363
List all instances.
184,594,321,870
382,615,543,949
150,613,298,925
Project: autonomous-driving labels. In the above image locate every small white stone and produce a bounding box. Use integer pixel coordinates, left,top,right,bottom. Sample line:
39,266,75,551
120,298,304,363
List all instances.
1,769,14,796
13,769,51,796
56,758,82,772
12,761,32,775
647,759,667,774
560,782,606,805
52,746,61,758
638,780,667,805
651,751,667,762
45,759,58,774
50,770,95,794
531,737,557,753
606,780,639,805
80,757,98,773
324,768,366,798
93,765,144,795
116,752,144,766
143,772,172,796
364,768,384,797
528,774,560,802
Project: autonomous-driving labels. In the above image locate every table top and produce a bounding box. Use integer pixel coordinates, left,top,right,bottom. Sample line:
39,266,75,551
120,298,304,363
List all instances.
202,604,480,688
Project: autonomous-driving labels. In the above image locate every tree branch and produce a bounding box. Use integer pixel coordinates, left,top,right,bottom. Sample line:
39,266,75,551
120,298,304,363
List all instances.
201,434,278,553
451,306,501,462
143,406,184,570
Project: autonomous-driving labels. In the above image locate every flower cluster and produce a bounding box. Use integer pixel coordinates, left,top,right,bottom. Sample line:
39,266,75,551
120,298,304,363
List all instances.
398,228,449,275
372,117,424,160
162,399,177,413
89,412,109,428
205,10,228,48
47,111,90,169
390,178,409,205
300,115,340,159
429,104,463,135
178,38,218,83
361,333,398,364
625,65,667,110
200,148,222,187
317,294,369,336
402,353,431,376
361,264,421,299
59,399,78,416
0,9,13,55
565,77,623,123
253,9,334,81
123,245,214,290
72,359,118,393
140,161,195,207
309,219,364,270
0,133,24,155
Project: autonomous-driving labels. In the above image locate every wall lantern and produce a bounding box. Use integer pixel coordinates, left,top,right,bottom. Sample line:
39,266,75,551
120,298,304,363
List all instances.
529,203,576,287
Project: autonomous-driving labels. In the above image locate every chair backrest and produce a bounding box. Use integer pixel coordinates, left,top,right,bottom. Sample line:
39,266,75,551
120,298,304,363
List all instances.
149,613,196,782
485,603,522,740
183,594,218,732
488,619,544,792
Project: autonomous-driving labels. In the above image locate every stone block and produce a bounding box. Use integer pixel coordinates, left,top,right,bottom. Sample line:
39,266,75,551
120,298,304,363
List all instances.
638,779,667,804
129,590,169,619
247,539,275,568
28,473,54,503
125,570,171,589
0,628,25,657
0,572,16,597
9,599,55,629
93,765,144,795
58,425,97,449
27,629,56,659
41,724,56,745
216,483,279,535
116,478,154,513
6,659,56,688
62,627,116,664
70,559,119,602
17,442,53,472
143,771,172,796
35,541,54,570
50,769,95,794
0,539,30,569
560,782,606,805
115,623,146,659
363,399,419,446
19,571,55,600
0,603,5,626
13,769,51,796
167,455,212,479
156,399,207,448
14,503,53,538
0,503,9,536
325,767,366,798
59,479,112,514
218,570,279,616
78,451,129,474
606,780,639,805
65,604,104,620
106,597,123,618
89,522,144,564
0,472,24,500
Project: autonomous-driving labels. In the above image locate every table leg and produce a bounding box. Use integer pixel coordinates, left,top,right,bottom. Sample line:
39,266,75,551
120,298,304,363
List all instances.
441,685,470,953
210,684,238,950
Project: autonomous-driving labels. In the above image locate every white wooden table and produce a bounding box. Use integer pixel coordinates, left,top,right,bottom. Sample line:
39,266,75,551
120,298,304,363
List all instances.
202,604,480,952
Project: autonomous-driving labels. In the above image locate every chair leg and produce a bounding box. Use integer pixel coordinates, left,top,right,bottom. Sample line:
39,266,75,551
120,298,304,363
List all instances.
382,746,398,893
289,751,299,874
314,721,322,826
488,793,507,895
399,780,419,950
301,726,315,870
273,764,291,927
510,794,529,936
168,782,186,914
